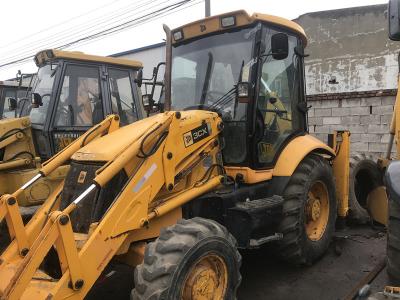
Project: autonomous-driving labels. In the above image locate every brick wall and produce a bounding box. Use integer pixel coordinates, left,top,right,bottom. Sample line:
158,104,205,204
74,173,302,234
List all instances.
307,89,396,157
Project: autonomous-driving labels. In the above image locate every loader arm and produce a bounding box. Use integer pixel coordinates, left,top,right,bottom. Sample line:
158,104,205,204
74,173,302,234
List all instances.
0,117,36,172
0,110,223,299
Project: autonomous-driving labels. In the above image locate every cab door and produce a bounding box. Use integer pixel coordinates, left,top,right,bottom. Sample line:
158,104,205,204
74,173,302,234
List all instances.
105,67,143,126
253,30,307,168
49,62,104,155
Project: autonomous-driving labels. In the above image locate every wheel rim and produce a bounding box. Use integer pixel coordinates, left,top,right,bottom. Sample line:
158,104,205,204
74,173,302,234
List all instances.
182,254,228,300
305,181,330,241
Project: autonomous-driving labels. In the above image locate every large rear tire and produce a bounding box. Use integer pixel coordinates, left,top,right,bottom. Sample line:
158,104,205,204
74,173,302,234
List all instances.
131,218,241,300
348,154,382,224
278,154,337,265
387,192,400,285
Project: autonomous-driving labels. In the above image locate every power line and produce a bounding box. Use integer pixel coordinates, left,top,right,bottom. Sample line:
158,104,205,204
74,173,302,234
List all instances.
0,0,162,62
69,0,204,51
0,0,125,49
0,0,196,70
60,0,193,48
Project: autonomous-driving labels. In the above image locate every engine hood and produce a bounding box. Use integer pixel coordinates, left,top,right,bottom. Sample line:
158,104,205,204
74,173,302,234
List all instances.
71,110,219,162
72,113,171,162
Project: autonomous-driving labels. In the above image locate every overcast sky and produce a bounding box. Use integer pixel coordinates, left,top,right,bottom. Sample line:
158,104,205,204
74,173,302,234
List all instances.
0,0,386,79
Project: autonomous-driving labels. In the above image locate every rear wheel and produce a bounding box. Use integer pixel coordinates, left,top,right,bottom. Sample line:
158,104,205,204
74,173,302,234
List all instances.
278,154,337,265
349,154,382,223
131,218,241,300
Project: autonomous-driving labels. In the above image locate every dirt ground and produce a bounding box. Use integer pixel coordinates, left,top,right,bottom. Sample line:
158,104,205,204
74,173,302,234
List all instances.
238,225,387,300
0,224,388,299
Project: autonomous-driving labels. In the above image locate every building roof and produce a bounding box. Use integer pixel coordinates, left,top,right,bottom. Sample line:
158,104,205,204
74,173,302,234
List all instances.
0,80,29,88
34,49,143,68
110,42,166,57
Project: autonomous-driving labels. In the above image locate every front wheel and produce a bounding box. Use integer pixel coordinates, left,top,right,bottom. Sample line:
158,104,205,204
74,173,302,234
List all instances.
131,218,242,300
278,154,337,265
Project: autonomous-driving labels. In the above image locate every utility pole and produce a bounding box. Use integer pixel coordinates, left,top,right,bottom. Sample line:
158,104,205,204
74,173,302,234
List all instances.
205,0,210,17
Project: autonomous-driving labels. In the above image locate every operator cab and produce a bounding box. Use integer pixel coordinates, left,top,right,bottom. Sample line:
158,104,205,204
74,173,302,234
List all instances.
21,49,145,160
0,80,30,119
167,11,308,170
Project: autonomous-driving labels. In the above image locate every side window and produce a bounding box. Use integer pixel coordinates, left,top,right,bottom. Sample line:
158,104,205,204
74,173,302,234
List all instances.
257,32,301,164
55,65,102,127
108,68,138,126
2,89,17,118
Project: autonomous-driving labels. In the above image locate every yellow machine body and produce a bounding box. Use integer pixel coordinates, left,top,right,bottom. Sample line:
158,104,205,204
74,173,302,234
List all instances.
0,10,352,299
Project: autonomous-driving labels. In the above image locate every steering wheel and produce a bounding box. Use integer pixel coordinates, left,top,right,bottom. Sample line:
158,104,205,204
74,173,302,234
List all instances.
41,93,51,99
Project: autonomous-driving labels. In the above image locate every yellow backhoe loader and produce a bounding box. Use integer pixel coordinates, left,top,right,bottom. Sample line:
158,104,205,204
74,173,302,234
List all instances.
0,11,351,299
0,49,145,215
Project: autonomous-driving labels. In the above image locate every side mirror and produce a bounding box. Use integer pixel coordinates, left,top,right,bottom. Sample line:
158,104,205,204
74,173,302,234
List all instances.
8,98,17,111
134,69,143,87
389,0,400,40
237,82,250,98
31,93,43,108
142,94,151,107
271,33,289,60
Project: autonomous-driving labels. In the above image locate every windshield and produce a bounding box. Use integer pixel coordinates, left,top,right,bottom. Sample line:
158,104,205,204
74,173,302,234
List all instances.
171,27,255,121
26,64,57,124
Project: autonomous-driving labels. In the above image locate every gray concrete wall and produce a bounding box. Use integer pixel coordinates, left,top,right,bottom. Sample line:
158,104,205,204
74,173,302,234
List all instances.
307,90,395,157
296,4,400,95
296,5,399,157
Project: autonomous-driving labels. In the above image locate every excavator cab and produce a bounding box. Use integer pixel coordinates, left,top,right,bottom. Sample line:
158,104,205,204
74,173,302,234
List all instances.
168,12,308,169
20,49,145,160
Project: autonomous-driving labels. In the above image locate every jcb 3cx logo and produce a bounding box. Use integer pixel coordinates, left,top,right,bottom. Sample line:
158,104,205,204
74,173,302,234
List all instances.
183,123,210,147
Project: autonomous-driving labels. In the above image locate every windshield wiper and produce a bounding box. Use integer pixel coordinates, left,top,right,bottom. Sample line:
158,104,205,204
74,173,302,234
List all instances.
210,60,245,110
200,52,213,105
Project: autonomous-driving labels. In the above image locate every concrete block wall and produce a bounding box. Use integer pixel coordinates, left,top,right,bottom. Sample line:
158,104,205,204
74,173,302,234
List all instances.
307,89,396,157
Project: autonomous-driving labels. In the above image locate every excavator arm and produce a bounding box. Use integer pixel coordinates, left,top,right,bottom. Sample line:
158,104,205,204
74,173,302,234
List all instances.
0,111,223,299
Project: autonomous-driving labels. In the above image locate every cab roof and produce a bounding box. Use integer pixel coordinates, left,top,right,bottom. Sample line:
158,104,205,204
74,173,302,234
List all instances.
0,80,29,88
34,49,143,69
171,10,307,46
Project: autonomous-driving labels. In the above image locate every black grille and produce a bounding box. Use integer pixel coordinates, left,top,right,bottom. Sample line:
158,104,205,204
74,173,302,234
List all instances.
60,161,128,233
